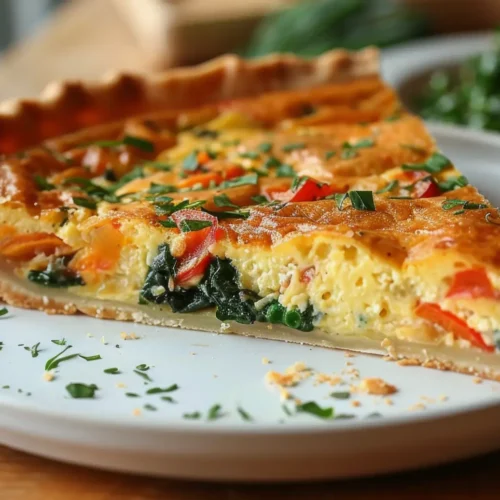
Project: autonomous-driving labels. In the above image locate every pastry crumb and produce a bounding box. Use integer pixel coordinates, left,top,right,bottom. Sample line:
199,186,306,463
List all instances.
116,382,126,389
219,322,230,332
86,333,94,338
261,357,271,365
408,403,426,411
351,400,361,407
43,371,54,382
315,373,342,386
344,352,355,358
357,377,397,395
439,394,448,402
132,408,142,417
473,377,483,384
120,332,139,340
397,358,421,367
384,398,393,406
279,387,291,401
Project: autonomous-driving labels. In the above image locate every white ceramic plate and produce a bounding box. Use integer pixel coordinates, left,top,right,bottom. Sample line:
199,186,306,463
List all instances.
1,124,500,482
381,32,492,91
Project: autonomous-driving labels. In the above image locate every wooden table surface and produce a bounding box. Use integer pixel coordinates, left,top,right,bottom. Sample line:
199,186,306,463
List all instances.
1,0,500,498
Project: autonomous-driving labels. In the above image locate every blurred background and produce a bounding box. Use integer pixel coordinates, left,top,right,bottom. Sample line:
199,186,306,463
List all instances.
1,0,500,131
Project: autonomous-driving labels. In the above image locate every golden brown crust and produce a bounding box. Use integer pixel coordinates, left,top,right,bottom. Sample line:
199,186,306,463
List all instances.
0,48,378,153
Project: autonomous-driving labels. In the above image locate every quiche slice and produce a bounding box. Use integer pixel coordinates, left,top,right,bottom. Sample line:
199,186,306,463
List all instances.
1,49,500,379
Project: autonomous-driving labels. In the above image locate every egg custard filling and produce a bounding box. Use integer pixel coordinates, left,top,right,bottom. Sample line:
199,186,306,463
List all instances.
1,49,500,379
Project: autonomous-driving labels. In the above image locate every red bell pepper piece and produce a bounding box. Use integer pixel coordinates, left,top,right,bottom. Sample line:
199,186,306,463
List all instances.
446,268,496,300
413,178,441,198
170,209,219,286
415,302,494,353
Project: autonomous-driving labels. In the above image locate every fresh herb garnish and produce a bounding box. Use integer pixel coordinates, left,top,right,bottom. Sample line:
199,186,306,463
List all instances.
183,151,200,172
335,191,375,211
144,161,172,171
264,156,281,169
258,142,273,153
207,404,224,421
335,413,357,420
442,199,487,213
402,152,451,174
79,354,102,362
341,138,375,159
237,406,253,421
134,369,152,382
0,308,8,317
376,180,399,194
66,383,98,399
148,183,177,195
219,173,258,190
144,404,157,411
146,384,179,395
104,367,120,374
438,175,469,192
183,411,201,420
179,220,213,232
296,401,334,419
193,129,219,139
276,164,296,177
24,342,41,358
88,135,154,153
213,193,239,209
251,195,268,204
154,198,206,217
331,391,351,400
282,404,293,416
51,339,67,346
349,191,376,211
45,346,78,371
73,197,97,210
161,396,175,403
325,151,336,160
202,208,249,220
239,151,260,160
34,175,55,191
135,364,150,371
125,392,140,398
282,142,306,152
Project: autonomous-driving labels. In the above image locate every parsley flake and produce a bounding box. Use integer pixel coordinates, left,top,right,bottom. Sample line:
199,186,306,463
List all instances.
213,193,239,209
207,404,224,421
146,384,179,395
282,142,306,152
79,354,102,362
0,308,8,317
402,152,451,174
180,220,213,232
376,180,399,194
331,391,351,400
51,339,67,346
258,142,273,153
66,383,99,399
134,369,152,382
237,406,253,421
296,401,334,419
45,346,78,371
24,342,41,358
104,368,120,375
34,175,55,191
183,411,201,420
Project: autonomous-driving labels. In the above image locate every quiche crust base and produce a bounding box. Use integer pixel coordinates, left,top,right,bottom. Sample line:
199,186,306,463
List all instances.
2,267,500,382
